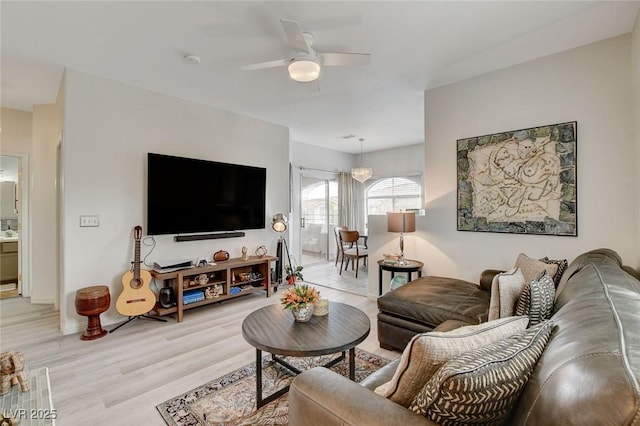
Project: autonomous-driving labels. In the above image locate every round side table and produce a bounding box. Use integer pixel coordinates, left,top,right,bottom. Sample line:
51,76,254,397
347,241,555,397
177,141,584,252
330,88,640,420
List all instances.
75,285,111,340
377,259,424,295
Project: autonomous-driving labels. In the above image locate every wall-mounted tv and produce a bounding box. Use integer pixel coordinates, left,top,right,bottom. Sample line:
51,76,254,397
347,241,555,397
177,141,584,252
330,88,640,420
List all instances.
147,153,266,236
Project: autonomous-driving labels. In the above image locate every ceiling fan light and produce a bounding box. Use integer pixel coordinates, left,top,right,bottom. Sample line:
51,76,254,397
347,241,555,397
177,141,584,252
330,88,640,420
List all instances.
288,59,320,82
351,167,372,183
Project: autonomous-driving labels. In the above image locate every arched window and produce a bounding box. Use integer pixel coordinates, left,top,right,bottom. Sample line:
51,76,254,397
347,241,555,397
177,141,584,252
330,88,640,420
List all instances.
366,176,422,216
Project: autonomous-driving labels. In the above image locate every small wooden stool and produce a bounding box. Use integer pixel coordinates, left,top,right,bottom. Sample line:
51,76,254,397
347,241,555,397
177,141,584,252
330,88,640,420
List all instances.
75,285,110,340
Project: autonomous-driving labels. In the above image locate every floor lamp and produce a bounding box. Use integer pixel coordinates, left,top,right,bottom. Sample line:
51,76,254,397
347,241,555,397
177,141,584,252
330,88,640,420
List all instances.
272,214,293,284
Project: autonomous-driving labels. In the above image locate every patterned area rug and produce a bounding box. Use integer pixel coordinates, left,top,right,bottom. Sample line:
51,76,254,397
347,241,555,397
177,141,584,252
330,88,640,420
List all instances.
157,348,390,425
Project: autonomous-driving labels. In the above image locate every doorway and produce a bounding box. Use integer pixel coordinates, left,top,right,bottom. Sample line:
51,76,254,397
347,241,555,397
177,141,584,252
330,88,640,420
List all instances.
299,171,338,266
0,155,24,299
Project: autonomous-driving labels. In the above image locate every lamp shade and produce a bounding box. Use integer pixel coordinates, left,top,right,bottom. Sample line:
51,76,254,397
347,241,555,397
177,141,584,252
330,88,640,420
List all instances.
272,213,288,232
387,211,416,233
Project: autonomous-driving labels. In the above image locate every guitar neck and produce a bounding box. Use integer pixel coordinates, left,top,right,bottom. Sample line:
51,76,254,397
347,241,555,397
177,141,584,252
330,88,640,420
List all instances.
132,224,143,280
133,239,141,281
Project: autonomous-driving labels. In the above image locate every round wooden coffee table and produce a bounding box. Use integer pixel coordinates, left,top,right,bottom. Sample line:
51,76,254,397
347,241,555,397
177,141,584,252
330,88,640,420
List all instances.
242,301,370,408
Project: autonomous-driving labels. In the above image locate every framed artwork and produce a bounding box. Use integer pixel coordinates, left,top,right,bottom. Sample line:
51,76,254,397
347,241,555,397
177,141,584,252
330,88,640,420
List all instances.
457,121,577,236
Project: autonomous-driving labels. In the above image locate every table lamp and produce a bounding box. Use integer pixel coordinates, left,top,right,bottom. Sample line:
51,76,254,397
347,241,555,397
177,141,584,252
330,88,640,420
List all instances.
387,211,416,266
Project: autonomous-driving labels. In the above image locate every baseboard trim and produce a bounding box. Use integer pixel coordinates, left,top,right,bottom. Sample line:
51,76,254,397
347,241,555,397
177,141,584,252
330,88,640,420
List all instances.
62,316,124,336
30,297,55,305
62,321,85,336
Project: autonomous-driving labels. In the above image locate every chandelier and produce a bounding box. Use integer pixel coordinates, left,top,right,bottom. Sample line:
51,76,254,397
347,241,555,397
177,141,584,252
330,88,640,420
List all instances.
351,138,372,183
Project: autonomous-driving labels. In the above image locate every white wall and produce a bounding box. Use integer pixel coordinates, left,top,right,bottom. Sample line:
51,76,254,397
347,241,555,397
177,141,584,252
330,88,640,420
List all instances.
291,140,354,173
291,141,424,183
60,69,290,334
31,101,63,304
367,213,429,297
632,14,640,267
0,108,32,153
417,34,637,284
364,143,424,179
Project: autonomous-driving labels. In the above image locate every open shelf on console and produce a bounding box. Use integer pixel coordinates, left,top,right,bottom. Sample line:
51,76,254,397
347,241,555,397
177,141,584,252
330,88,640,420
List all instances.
151,255,277,322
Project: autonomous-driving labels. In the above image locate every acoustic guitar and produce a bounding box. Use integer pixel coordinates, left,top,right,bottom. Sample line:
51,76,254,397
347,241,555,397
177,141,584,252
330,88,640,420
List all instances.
115,226,156,316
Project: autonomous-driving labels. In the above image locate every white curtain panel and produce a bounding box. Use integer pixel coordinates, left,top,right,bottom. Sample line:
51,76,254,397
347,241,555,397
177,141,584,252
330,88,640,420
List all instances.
338,172,366,233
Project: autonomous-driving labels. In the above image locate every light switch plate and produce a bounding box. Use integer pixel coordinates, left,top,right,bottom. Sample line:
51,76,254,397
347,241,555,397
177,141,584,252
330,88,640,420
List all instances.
80,215,99,227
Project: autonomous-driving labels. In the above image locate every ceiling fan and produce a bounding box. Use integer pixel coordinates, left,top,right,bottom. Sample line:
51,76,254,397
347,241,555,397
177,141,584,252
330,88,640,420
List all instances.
241,19,370,82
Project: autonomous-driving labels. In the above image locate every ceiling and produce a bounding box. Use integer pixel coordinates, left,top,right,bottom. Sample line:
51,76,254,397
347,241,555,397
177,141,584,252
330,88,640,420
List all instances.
2,1,639,153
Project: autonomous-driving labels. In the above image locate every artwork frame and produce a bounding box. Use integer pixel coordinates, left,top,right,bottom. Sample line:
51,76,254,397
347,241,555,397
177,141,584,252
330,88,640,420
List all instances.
457,121,577,236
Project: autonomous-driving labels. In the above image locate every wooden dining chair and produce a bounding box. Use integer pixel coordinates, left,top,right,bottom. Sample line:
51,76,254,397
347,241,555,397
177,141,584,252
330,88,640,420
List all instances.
333,226,349,266
338,230,368,278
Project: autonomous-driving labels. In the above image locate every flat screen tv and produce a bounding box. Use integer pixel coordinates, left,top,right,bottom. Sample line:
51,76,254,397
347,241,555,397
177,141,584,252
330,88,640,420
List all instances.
147,153,266,235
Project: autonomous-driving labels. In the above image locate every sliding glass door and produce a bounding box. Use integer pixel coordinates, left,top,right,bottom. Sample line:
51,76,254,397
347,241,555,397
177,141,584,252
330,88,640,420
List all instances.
300,172,338,266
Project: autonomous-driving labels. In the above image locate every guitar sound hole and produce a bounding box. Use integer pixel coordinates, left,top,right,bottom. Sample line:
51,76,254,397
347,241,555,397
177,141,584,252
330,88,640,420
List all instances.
130,279,142,289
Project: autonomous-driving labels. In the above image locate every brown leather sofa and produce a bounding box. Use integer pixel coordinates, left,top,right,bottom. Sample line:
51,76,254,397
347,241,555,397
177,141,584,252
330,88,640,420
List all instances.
289,248,640,425
377,272,498,351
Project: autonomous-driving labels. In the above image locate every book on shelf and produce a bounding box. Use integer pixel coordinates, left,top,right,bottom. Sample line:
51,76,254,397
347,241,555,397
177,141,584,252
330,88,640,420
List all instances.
183,289,205,304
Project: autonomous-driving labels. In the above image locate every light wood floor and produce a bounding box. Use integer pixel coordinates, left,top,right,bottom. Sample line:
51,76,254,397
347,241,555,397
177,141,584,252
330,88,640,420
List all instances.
304,261,369,296
0,288,398,426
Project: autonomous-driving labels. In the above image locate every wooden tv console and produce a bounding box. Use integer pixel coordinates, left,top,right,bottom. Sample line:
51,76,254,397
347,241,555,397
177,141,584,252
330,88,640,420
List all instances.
151,255,277,322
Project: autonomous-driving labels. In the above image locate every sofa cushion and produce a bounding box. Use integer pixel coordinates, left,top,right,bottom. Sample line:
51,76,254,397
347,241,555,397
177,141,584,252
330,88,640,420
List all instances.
515,253,558,286
515,271,555,326
487,267,526,321
539,257,568,288
377,276,490,328
374,316,529,407
409,321,554,425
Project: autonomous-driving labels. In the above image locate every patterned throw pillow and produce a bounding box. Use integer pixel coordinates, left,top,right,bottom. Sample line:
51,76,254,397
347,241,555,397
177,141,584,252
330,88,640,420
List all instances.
409,321,554,425
515,271,556,326
539,257,569,288
514,253,558,286
373,316,529,407
488,267,526,321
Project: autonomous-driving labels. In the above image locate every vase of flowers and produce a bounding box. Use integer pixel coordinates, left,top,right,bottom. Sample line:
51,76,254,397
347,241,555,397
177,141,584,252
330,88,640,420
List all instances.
281,283,320,322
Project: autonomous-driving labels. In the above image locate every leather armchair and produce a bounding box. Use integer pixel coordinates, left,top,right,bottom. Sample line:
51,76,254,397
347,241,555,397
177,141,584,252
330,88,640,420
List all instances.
289,367,435,426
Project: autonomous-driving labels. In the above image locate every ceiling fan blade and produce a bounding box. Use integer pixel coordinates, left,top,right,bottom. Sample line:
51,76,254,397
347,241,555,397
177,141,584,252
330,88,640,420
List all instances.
280,19,310,54
320,52,371,67
240,58,290,71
